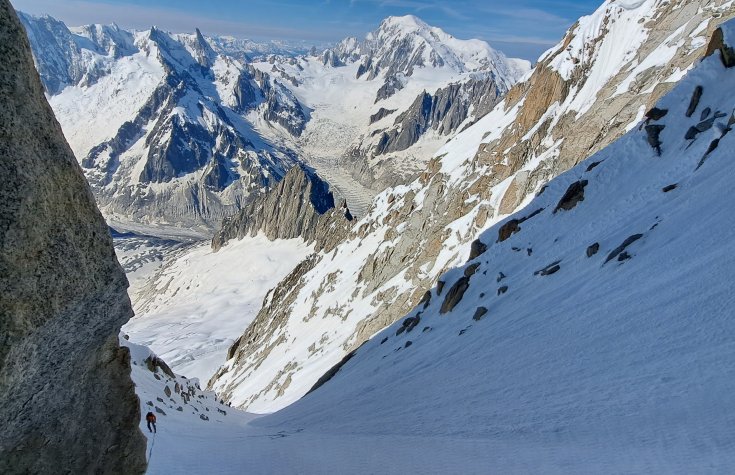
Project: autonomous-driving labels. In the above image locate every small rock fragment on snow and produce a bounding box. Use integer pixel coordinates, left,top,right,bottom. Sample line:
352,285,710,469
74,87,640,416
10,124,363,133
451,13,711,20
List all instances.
473,307,488,321
535,261,562,276
605,234,644,263
686,85,703,117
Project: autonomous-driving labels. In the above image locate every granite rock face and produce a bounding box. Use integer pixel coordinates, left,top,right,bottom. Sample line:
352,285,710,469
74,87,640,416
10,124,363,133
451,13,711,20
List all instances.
374,76,505,156
0,2,146,473
211,165,353,252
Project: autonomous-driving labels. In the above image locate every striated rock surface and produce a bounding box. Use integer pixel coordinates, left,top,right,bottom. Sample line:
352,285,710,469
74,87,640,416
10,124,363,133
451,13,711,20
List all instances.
373,76,505,156
0,2,146,473
212,166,353,252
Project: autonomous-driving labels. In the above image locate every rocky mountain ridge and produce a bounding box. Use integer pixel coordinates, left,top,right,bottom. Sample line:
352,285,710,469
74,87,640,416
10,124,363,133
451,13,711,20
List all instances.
21,12,529,228
249,23,735,470
211,165,354,252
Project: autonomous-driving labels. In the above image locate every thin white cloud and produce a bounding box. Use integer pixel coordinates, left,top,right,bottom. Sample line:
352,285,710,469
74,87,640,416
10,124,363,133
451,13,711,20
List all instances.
10,0,347,41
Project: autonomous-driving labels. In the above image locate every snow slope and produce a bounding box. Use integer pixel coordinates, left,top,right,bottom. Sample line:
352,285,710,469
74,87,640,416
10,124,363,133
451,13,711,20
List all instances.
130,26,735,473
124,234,313,381
212,0,734,414
127,339,517,475
257,41,735,470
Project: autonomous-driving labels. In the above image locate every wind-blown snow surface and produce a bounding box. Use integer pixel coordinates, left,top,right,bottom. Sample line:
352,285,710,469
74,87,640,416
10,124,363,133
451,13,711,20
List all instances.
124,234,313,380
130,40,735,474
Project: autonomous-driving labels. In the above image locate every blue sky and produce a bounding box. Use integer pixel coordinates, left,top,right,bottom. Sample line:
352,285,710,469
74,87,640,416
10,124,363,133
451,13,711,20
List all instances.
11,0,602,60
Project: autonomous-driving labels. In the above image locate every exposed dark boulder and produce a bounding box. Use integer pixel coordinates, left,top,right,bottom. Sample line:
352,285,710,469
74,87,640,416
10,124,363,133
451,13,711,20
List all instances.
705,26,735,68
697,138,721,170
586,160,603,172
419,290,432,309
685,126,700,140
145,355,176,378
686,86,703,117
497,218,521,242
469,239,488,260
440,277,470,314
662,184,677,193
0,2,146,471
535,261,562,276
464,263,480,277
645,124,665,155
645,107,668,121
554,180,588,213
586,243,600,257
395,315,421,335
497,208,544,242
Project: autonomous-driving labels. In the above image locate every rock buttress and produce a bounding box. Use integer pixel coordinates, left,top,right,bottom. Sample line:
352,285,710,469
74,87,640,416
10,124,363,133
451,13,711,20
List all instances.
0,2,147,473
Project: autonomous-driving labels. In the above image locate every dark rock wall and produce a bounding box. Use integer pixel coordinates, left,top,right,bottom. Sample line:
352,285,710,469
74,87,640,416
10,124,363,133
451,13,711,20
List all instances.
0,2,147,473
211,165,353,252
374,76,503,155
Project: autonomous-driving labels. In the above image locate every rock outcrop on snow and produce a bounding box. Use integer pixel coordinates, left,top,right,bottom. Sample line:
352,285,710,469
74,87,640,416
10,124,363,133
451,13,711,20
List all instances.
0,2,146,473
212,166,353,252
210,0,735,413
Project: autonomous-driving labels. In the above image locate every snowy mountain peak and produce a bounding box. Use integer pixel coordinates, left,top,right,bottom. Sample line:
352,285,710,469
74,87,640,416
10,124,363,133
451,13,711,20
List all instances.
374,14,430,34
180,27,217,68
358,14,526,79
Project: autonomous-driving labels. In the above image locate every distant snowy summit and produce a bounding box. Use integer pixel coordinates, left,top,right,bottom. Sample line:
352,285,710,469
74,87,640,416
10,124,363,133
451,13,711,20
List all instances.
258,15,531,191
324,14,529,90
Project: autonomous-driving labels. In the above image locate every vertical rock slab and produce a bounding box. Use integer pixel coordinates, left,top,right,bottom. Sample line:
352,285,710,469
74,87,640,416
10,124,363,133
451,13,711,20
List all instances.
0,2,147,473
